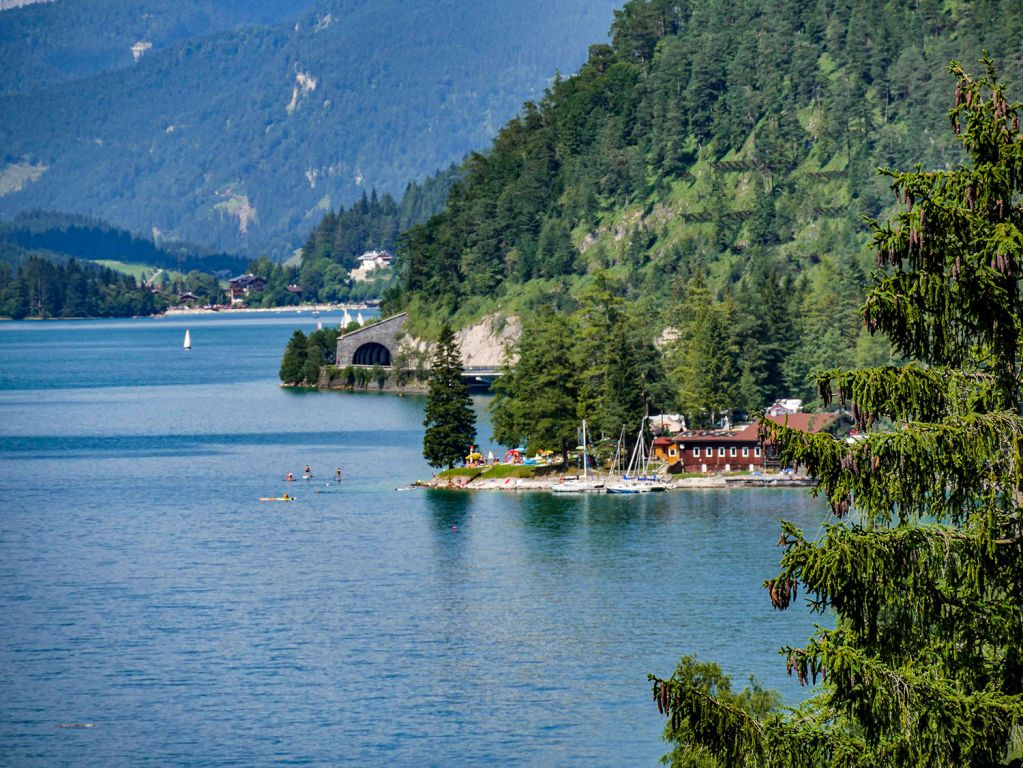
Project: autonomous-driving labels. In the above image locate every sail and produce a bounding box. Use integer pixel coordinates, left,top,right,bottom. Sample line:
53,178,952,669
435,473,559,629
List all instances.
183,329,191,350
341,310,351,328
357,312,365,325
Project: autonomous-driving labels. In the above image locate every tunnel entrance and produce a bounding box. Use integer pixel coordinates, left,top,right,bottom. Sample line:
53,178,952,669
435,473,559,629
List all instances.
352,342,391,366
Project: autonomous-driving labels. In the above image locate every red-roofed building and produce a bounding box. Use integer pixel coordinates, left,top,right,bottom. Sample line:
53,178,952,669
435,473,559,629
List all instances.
669,413,838,474
763,412,838,434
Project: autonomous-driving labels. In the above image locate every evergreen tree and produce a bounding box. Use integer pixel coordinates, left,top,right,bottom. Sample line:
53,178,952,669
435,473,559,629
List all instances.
491,308,580,463
423,324,476,469
650,60,1023,768
279,330,307,385
301,336,324,386
662,656,781,768
670,271,739,426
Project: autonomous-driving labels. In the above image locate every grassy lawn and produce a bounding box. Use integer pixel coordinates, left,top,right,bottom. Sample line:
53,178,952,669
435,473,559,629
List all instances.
479,464,538,479
90,260,157,280
435,467,482,479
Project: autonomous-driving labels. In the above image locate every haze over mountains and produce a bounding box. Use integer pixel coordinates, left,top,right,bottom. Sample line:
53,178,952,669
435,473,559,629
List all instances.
0,0,621,256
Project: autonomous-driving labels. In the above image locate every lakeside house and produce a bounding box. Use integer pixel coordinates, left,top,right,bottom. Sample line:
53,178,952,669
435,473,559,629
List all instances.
666,412,839,474
228,274,267,304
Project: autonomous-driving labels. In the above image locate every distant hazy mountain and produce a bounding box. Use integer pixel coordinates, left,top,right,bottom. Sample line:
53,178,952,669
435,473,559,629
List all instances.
0,0,321,95
0,0,621,256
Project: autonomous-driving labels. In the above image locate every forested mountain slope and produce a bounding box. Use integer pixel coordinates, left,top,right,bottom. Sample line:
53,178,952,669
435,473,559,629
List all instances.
0,0,621,256
391,0,1023,413
0,211,247,273
0,0,319,95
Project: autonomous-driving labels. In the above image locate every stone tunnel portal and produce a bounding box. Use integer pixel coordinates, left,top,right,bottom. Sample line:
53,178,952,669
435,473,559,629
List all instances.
352,342,391,366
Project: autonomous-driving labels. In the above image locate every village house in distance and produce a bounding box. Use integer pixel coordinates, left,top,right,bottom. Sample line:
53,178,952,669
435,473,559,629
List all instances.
227,273,266,304
349,250,393,282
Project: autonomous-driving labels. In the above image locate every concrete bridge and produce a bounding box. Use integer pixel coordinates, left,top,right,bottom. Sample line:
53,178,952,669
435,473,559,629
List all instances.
461,366,502,388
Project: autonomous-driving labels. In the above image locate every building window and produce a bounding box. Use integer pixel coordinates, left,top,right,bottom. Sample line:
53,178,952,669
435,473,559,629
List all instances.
754,447,762,457
669,448,677,457
693,447,701,458
718,447,725,457
742,447,749,457
729,447,737,457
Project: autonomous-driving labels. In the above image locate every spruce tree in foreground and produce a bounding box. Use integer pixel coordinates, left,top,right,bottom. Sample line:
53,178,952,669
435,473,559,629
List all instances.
423,324,476,469
651,59,1023,767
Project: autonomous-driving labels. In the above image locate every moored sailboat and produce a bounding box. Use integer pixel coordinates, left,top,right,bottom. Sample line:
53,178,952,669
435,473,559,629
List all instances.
183,329,191,350
606,422,666,493
551,419,604,493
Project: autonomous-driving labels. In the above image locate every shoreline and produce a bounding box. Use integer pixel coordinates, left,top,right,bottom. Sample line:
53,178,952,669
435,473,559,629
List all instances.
416,470,815,492
161,302,375,317
0,303,377,322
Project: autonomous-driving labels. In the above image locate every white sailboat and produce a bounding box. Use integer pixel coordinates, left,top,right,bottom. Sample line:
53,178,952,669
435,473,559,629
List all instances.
341,309,352,328
356,311,365,325
606,422,666,493
183,329,191,350
551,419,604,493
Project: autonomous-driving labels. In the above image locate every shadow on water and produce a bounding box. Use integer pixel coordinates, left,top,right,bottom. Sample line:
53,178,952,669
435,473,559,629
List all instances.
517,492,583,537
589,492,677,530
424,488,473,531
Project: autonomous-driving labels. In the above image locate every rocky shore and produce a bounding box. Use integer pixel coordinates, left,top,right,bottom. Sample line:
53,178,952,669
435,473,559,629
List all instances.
416,471,814,492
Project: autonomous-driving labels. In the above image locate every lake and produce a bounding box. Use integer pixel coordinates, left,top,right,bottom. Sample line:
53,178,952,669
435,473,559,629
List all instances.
0,311,826,766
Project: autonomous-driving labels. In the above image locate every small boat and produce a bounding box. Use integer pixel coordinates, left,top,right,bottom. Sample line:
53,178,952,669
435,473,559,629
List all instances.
183,329,191,350
551,419,604,493
259,496,296,502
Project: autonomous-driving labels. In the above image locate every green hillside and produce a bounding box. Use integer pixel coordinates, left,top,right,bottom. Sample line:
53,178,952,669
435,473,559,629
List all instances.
389,0,1023,417
0,0,622,256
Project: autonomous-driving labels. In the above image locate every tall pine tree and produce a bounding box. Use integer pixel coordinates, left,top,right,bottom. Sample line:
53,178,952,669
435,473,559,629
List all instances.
650,59,1023,768
423,324,477,469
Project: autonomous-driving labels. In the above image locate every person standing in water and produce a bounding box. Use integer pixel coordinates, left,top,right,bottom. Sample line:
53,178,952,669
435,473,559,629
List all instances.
304,464,312,478
335,466,342,483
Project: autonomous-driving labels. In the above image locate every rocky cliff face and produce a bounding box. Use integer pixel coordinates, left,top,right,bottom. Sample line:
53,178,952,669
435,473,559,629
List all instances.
399,313,521,369
454,314,520,368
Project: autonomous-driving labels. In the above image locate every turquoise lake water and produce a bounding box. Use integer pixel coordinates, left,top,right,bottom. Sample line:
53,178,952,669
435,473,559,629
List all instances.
0,312,827,766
